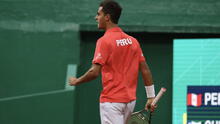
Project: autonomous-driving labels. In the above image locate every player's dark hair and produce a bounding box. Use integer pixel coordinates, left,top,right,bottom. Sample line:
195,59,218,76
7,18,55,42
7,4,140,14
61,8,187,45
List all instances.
99,0,122,24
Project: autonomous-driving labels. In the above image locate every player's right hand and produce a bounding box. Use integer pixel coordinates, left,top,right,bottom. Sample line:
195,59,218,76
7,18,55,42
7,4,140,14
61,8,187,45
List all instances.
69,77,78,86
145,98,157,112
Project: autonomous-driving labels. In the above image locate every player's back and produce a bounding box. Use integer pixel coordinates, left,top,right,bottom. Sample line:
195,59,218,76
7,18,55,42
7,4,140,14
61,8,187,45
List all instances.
103,29,140,74
97,27,143,102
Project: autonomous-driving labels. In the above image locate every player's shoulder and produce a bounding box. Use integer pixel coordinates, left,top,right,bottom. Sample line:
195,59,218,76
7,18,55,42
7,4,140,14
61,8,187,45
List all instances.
99,33,115,43
97,36,106,42
122,32,137,41
125,34,139,44
96,36,109,46
129,36,138,42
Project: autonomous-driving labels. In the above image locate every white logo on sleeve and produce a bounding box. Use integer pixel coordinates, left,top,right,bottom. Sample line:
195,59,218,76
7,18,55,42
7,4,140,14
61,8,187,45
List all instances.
116,38,132,46
95,53,102,60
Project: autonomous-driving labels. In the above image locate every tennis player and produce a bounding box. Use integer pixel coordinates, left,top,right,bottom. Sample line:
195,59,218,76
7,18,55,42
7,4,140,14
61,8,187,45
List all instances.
69,0,156,123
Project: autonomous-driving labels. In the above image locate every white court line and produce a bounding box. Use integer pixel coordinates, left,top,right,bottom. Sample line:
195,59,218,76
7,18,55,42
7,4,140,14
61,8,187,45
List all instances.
0,64,77,102
0,89,73,102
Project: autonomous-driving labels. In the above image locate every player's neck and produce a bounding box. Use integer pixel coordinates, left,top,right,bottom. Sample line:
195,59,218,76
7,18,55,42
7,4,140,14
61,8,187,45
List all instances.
105,23,118,31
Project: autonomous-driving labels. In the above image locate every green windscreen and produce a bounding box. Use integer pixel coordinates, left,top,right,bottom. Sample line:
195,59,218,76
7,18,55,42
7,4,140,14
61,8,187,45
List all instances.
172,39,220,124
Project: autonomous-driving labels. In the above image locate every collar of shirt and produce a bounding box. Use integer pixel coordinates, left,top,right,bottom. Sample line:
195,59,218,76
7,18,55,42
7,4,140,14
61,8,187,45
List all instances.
105,27,122,34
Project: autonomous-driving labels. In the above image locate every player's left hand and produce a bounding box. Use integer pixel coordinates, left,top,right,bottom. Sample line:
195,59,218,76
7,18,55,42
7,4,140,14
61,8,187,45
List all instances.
145,98,157,112
69,77,78,86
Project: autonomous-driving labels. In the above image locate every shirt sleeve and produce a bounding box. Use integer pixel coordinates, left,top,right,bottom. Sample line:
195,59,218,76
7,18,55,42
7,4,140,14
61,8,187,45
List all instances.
92,39,109,65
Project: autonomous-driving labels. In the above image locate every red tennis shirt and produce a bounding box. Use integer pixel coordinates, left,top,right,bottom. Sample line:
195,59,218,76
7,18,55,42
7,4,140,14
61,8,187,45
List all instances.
92,27,146,103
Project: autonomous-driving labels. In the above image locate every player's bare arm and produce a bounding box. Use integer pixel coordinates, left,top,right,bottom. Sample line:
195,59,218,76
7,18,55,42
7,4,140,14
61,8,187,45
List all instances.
139,62,153,86
69,63,101,86
139,61,156,112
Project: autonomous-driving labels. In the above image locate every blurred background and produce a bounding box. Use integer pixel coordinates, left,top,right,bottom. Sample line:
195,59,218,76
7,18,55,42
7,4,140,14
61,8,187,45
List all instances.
0,0,220,124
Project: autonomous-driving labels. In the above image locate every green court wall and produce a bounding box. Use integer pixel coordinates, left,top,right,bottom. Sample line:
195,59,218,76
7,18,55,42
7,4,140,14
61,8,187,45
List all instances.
1,0,220,33
0,90,75,124
1,0,220,124
0,26,79,124
0,28,79,98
